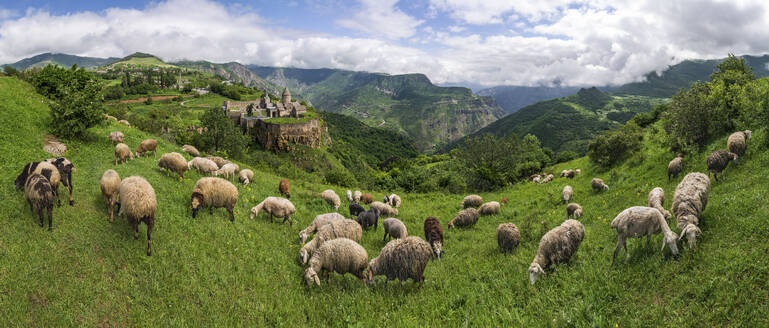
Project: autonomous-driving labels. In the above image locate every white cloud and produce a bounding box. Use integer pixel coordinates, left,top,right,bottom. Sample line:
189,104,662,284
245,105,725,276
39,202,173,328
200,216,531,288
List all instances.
0,8,16,20
336,0,424,40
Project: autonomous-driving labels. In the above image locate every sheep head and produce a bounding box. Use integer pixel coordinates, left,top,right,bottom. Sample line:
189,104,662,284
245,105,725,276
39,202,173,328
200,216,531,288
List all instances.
304,268,320,286
679,224,701,250
365,259,378,286
298,231,308,246
574,208,583,219
249,205,260,220
661,231,679,256
447,221,455,230
191,191,204,218
745,130,753,140
299,248,310,265
528,262,544,285
730,153,739,165
602,184,609,191
432,240,443,259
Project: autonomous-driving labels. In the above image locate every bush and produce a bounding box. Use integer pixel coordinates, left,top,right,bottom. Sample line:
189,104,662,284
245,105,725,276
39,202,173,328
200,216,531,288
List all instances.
554,150,578,164
632,103,668,127
103,85,125,100
49,80,104,138
324,167,357,187
588,122,643,168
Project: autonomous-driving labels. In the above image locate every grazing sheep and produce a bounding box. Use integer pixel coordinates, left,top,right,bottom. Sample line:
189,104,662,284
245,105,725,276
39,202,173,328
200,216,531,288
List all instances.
135,139,158,157
562,185,573,204
460,194,483,209
387,194,402,208
356,207,381,230
648,187,672,221
190,177,238,222
366,236,433,286
118,176,156,256
300,219,363,265
668,154,684,181
181,144,200,157
24,173,54,231
559,169,568,177
497,223,521,252
187,157,218,176
575,169,581,175
114,143,134,165
250,196,296,226
611,206,679,263
478,201,500,215
100,169,121,223
423,217,444,259
349,203,365,218
706,150,738,182
346,190,353,202
591,178,609,192
105,114,117,121
383,218,408,241
539,174,554,184
279,179,291,199
370,201,398,216
353,190,362,203
118,119,130,126
298,213,345,245
528,219,585,284
563,170,575,178
448,208,479,229
671,173,710,250
501,197,508,206
319,189,341,210
109,131,124,143
238,169,254,185
304,238,368,287
213,163,237,180
15,161,62,207
532,174,542,183
158,152,188,180
44,157,74,206
360,193,373,205
205,156,229,168
727,130,751,156
566,203,583,220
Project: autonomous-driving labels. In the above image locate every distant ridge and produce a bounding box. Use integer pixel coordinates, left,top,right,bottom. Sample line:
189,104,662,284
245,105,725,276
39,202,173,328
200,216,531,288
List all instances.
4,53,120,69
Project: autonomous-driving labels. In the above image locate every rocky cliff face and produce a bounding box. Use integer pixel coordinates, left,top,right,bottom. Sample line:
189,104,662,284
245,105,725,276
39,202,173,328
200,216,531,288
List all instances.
248,118,329,152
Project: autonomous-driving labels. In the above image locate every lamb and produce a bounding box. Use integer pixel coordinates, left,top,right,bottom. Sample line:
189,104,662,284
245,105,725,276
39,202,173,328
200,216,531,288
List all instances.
100,169,121,223
370,201,398,216
539,174,554,184
383,218,408,241
611,206,679,263
190,177,238,222
24,173,54,231
356,207,381,230
114,143,134,165
238,169,254,185
250,196,296,226
366,236,433,286
706,150,738,181
478,201,500,215
213,163,237,180
349,203,365,218
668,154,684,181
727,130,751,156
205,156,230,168
448,208,479,229
109,131,124,143
423,217,444,258
386,194,402,208
528,219,585,284
15,161,62,207
591,178,609,192
44,157,74,206
298,212,345,245
135,139,158,157
360,193,373,205
460,194,483,209
319,189,341,210
346,190,353,202
562,185,573,204
671,172,710,250
353,190,362,203
566,203,583,219
647,187,672,221
299,219,362,265
158,152,188,180
304,238,368,287
118,176,156,256
497,223,521,252
181,144,200,157
279,179,291,199
118,119,130,126
187,157,218,176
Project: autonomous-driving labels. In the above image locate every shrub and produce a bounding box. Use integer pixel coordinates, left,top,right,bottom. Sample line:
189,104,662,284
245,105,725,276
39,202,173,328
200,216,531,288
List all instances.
324,167,356,187
554,150,578,164
588,122,643,168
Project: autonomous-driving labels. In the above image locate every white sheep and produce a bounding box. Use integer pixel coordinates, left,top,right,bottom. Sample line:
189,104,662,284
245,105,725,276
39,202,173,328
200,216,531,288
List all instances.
298,212,345,245
319,189,341,210
190,177,239,222
214,163,238,180
346,190,353,202
299,219,362,265
118,176,156,256
304,238,369,287
671,172,710,250
383,218,408,241
529,219,584,284
187,157,218,176
353,190,362,203
387,194,402,208
370,201,398,216
647,187,672,221
250,196,296,226
478,201,500,215
562,185,573,204
460,194,483,208
611,206,679,263
238,169,254,185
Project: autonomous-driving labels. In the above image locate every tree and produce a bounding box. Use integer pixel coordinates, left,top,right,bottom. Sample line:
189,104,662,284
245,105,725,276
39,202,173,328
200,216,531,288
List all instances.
588,122,643,167
198,107,247,158
710,54,754,88
49,79,104,138
246,103,254,117
3,65,18,76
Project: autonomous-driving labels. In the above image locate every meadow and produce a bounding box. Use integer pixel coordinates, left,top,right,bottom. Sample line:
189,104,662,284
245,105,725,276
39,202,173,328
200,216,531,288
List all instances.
1,76,768,326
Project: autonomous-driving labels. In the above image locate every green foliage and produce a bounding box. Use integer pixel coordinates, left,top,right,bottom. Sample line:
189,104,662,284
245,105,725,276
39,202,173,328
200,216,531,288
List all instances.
632,103,668,127
456,133,549,190
198,108,247,158
103,85,125,100
144,97,153,105
209,82,244,100
588,122,643,168
3,65,19,76
554,150,578,164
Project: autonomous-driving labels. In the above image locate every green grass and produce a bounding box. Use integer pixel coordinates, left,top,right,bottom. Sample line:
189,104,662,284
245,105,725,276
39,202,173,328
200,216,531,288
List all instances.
2,76,769,325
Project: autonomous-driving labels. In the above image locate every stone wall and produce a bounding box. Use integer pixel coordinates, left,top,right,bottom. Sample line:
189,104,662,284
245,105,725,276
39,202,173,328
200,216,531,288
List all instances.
247,118,329,152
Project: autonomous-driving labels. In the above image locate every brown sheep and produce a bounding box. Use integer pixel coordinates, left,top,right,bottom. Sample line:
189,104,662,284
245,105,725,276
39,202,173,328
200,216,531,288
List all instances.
24,173,54,230
423,217,444,259
497,223,520,251
181,144,200,157
115,143,134,165
191,177,238,222
135,139,158,157
668,154,683,181
360,193,373,204
591,178,609,192
279,179,290,199
100,169,121,223
727,130,751,156
118,176,156,256
158,152,188,180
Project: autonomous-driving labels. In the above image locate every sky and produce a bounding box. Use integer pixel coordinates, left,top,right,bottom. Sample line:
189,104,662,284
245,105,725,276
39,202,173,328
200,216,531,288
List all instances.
1,0,769,87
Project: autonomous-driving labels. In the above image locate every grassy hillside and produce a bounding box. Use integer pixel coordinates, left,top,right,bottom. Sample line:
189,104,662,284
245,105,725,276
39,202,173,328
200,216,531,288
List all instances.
4,53,120,70
173,60,280,93
108,52,176,69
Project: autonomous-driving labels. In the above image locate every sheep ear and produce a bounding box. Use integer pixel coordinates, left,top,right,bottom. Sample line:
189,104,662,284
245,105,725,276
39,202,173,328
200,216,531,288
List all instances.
313,275,320,286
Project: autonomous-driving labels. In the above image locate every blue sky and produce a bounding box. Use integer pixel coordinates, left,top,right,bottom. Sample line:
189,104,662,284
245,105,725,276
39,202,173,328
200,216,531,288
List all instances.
1,0,769,87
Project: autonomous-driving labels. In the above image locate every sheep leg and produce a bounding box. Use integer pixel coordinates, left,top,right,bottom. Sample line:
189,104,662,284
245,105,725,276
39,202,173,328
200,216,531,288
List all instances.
646,235,651,248
133,222,139,239
47,204,53,231
270,213,274,223
66,176,74,206
612,236,626,264
28,199,34,214
54,185,61,207
146,218,153,256
37,206,44,227
383,231,388,242
209,206,213,215
227,206,235,222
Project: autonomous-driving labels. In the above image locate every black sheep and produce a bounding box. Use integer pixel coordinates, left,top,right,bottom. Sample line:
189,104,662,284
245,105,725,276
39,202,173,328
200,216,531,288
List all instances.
706,149,738,182
24,173,54,230
356,207,380,230
349,203,365,218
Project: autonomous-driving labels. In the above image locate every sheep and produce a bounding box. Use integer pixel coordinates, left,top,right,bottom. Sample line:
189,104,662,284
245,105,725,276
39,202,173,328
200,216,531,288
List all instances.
360,193,373,205
24,173,54,231
383,218,408,241
187,157,218,176
532,175,542,183
43,140,67,156
181,144,200,157
566,203,583,220
423,217,444,259
118,119,130,126
366,236,433,286
611,206,679,263
15,161,62,207
671,172,710,250
319,189,341,210
300,219,362,265
448,208,479,229
647,187,672,221
497,223,520,252
190,177,238,222
349,203,365,218
575,169,581,175
563,170,575,178
387,194,402,208
158,152,188,180
238,169,254,185
105,114,117,121
118,176,156,256
559,169,568,177
727,130,751,157
706,150,738,182
356,207,380,230
205,156,230,168
109,131,124,144
591,178,609,192
346,190,353,202
370,201,398,216
304,238,368,287
353,190,362,203
460,194,483,209
44,157,74,206
298,212,345,246
100,169,121,223
539,174,554,184
213,163,237,180
114,143,134,165
668,154,684,181
478,201,500,216
528,219,585,284
279,179,291,199
562,185,573,204
501,197,508,206
135,139,158,158
250,196,296,226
